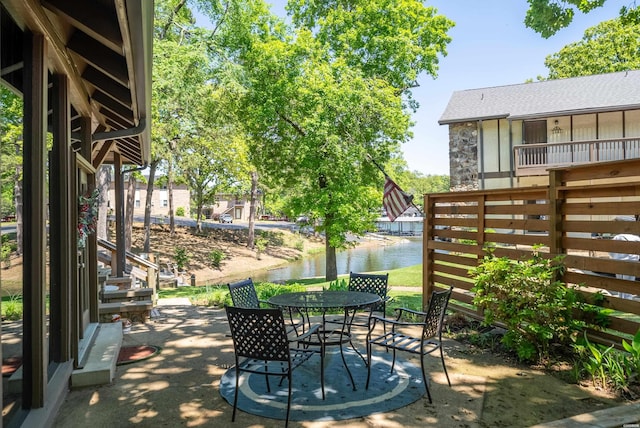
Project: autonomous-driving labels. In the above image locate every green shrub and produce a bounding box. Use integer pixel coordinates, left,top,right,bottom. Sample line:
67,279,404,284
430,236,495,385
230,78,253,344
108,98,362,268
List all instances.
208,249,226,269
325,278,348,291
174,247,189,271
176,207,185,216
3,292,23,320
255,237,268,260
470,248,588,362
294,238,304,251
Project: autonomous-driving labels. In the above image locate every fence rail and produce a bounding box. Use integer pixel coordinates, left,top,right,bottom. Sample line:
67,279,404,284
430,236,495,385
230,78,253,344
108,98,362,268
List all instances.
424,159,640,346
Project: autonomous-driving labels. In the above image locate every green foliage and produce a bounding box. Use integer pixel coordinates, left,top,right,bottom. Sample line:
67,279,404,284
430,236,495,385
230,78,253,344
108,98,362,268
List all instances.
255,237,268,259
207,249,226,269
325,278,348,291
573,330,640,393
524,0,608,38
470,249,590,362
174,247,189,271
2,292,23,321
175,206,185,216
622,329,640,375
545,18,640,78
293,238,304,251
239,0,453,280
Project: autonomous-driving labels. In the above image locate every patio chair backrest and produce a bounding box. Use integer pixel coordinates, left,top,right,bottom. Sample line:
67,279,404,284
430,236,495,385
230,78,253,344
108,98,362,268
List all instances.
422,286,453,341
227,278,260,308
348,272,389,313
225,306,289,361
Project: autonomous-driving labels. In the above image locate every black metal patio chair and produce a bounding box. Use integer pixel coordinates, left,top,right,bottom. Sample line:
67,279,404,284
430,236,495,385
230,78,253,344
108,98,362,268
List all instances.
347,272,390,323
365,286,453,403
227,278,304,334
224,306,325,427
227,278,262,308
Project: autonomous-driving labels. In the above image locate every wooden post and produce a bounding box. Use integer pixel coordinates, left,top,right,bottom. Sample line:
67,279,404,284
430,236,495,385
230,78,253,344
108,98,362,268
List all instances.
422,194,433,310
22,31,47,409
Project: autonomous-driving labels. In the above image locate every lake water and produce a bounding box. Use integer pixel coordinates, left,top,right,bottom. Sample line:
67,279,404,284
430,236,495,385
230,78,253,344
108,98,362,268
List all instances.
251,236,423,282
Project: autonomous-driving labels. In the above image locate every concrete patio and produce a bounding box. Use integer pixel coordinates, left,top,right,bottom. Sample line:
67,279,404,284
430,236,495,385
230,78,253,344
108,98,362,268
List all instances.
5,298,630,427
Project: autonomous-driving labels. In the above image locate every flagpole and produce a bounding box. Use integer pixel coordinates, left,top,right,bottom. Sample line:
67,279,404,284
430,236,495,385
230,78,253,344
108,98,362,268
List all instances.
366,154,423,215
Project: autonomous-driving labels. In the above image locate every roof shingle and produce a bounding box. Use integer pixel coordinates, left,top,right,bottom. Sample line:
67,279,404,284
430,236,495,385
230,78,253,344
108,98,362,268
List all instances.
439,70,640,124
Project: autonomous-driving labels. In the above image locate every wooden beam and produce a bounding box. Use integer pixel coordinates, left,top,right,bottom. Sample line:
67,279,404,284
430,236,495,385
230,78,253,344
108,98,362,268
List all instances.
67,30,128,86
93,92,134,124
82,65,132,108
42,0,122,52
92,140,114,169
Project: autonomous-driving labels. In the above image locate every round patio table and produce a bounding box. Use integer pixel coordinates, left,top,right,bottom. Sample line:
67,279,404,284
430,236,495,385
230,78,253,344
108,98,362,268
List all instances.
268,290,382,390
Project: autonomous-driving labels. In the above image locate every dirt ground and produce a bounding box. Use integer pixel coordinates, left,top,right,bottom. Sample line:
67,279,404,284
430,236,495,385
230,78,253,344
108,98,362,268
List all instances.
1,223,637,426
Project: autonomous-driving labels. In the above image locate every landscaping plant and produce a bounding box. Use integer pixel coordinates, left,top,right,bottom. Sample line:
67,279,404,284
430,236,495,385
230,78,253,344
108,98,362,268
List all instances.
470,248,587,362
208,249,225,269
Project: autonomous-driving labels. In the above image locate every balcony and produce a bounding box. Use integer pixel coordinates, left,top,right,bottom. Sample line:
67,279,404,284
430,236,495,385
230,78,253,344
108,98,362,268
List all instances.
514,137,640,176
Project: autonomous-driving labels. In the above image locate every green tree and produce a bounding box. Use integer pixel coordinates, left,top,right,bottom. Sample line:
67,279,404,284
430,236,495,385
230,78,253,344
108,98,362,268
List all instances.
544,18,640,78
524,0,639,38
240,1,453,280
0,87,23,254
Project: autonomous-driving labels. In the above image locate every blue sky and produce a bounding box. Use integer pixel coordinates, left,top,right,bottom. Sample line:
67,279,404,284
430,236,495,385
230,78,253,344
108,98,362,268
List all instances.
196,1,629,175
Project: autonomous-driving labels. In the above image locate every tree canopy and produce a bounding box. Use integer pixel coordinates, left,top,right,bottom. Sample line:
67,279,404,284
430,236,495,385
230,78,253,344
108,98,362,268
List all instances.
237,0,453,280
524,0,639,38
544,17,640,78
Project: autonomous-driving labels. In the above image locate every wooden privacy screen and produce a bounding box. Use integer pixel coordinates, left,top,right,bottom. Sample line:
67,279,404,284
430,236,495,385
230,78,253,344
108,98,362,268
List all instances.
423,159,640,346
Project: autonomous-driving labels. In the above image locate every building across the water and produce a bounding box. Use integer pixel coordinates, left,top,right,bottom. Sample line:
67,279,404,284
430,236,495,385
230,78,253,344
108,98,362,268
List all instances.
375,216,423,236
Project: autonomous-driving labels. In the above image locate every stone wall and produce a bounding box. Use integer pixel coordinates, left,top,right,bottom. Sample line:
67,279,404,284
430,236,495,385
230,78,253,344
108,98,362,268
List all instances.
449,122,479,191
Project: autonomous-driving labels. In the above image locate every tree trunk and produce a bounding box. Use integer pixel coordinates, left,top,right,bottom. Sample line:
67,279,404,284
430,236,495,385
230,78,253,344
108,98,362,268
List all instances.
143,159,158,253
248,171,258,249
167,152,176,236
196,200,203,233
96,165,111,239
325,233,337,282
125,172,136,251
14,155,23,255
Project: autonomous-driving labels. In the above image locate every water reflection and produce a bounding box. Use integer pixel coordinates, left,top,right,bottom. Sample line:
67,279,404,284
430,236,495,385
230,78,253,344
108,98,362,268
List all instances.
252,237,422,282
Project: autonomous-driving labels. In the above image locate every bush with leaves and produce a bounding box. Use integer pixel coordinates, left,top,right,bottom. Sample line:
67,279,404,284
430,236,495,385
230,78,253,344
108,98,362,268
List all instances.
208,249,225,269
470,248,589,362
174,247,189,271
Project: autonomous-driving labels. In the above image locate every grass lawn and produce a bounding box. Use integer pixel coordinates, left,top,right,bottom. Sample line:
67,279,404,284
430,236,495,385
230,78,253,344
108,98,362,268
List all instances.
158,264,425,314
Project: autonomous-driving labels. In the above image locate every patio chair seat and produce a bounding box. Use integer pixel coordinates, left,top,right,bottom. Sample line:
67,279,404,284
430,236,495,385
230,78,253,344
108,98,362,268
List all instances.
366,286,453,403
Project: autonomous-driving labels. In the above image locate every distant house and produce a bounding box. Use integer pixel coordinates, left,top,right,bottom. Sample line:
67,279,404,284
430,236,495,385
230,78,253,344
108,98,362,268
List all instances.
107,179,191,218
201,193,260,221
439,70,640,191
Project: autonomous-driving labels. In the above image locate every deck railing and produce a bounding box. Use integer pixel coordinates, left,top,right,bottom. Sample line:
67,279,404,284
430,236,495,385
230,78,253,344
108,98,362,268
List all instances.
514,137,640,176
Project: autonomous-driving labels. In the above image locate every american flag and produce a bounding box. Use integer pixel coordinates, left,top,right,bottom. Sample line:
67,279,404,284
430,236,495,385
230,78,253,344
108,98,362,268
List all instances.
383,176,413,222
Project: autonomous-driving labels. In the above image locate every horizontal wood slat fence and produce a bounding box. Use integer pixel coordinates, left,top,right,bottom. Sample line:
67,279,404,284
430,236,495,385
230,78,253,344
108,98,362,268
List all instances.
423,159,640,347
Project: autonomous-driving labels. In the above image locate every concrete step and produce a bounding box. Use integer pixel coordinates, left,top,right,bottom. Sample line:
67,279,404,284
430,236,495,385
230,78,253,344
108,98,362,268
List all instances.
8,322,123,393
70,322,123,389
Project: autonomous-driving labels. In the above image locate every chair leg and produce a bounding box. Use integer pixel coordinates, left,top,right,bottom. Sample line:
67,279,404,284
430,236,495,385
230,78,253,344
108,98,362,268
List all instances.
390,348,397,373
285,371,292,428
232,367,240,421
440,345,451,387
421,355,433,404
365,341,372,390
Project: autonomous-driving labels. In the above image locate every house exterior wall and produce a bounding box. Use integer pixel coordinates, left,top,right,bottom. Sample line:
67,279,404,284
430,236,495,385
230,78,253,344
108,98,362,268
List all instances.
107,183,191,217
449,108,640,191
201,194,258,221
